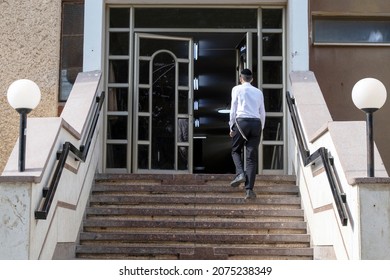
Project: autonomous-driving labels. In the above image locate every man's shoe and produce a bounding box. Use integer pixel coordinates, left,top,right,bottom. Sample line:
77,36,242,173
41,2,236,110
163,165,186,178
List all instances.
230,173,245,187
245,189,257,199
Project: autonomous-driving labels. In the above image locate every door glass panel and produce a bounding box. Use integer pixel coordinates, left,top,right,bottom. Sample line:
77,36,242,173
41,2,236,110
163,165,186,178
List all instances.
138,116,149,141
140,38,189,58
178,63,189,87
263,145,283,169
263,88,283,112
139,60,150,84
138,88,149,113
262,9,283,28
107,116,127,139
178,118,189,170
109,60,129,83
178,90,188,114
135,8,257,29
138,145,149,169
106,144,127,168
110,8,130,28
263,61,282,84
263,117,283,141
109,32,129,55
263,33,282,56
108,87,128,112
151,52,176,170
178,146,188,170
178,118,189,144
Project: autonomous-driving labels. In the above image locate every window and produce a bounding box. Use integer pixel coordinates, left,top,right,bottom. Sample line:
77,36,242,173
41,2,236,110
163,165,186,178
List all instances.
135,8,257,29
59,0,84,101
261,8,284,171
313,16,390,45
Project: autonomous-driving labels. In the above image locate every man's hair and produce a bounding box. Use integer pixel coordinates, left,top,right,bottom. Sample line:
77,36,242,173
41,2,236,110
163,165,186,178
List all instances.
240,69,253,82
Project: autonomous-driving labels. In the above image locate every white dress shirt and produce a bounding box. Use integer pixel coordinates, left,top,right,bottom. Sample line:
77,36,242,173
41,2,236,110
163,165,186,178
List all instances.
229,82,266,130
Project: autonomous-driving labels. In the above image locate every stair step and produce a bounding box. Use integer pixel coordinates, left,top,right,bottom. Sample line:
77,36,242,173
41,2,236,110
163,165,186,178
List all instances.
92,184,300,195
85,206,304,218
89,195,302,206
94,173,297,185
79,232,311,244
75,174,312,260
82,219,308,230
75,244,313,260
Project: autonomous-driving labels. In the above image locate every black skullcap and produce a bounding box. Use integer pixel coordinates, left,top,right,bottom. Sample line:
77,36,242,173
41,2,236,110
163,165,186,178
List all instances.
240,69,252,76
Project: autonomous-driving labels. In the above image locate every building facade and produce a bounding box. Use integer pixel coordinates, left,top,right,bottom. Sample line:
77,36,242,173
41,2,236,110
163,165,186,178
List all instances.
309,0,390,172
0,1,62,171
83,0,309,175
1,0,390,176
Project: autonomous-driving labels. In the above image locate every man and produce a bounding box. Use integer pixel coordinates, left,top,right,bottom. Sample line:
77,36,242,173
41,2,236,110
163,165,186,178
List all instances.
229,69,266,199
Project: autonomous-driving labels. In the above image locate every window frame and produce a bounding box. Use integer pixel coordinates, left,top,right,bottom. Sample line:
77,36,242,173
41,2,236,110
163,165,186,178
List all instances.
312,14,390,46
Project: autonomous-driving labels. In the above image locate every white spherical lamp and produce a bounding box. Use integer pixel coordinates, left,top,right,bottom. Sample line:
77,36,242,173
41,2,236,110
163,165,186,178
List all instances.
352,77,387,177
352,78,386,112
7,79,41,172
7,79,41,112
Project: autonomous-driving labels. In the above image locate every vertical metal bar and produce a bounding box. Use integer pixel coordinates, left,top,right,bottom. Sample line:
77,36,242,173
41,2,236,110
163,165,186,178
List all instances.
128,7,135,173
246,31,252,71
366,112,374,177
175,60,179,170
188,39,194,173
18,111,27,172
257,7,263,173
148,57,153,170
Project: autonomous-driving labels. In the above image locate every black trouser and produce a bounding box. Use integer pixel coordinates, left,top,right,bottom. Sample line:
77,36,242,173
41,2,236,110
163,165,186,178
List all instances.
231,118,262,190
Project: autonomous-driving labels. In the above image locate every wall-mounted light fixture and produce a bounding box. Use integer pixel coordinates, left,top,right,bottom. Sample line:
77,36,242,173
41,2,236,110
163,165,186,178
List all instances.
193,77,199,90
218,104,231,114
194,118,200,127
7,79,41,172
194,100,199,110
352,77,387,177
194,42,199,60
218,108,230,114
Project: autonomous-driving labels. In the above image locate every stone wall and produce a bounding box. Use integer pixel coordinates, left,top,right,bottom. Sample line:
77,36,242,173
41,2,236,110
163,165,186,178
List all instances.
0,0,61,172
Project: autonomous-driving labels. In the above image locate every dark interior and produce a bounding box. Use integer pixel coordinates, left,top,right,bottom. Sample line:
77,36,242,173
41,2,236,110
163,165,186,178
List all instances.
140,31,257,174
172,32,249,173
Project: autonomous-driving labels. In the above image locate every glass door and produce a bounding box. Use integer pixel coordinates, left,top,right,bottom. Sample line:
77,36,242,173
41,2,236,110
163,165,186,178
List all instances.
133,33,193,173
236,32,254,76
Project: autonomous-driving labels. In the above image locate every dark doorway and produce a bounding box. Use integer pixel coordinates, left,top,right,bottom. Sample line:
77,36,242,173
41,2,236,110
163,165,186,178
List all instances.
134,31,256,174
190,33,256,174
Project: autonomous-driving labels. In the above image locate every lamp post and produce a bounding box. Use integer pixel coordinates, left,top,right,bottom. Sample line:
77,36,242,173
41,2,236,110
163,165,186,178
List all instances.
7,79,41,172
352,78,387,177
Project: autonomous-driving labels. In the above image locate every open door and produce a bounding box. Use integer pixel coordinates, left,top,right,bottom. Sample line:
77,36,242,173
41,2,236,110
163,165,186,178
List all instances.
234,32,257,171
236,32,253,81
133,33,193,173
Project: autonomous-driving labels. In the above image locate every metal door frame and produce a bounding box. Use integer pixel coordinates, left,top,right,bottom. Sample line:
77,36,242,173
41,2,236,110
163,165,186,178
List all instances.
133,33,194,173
104,6,286,175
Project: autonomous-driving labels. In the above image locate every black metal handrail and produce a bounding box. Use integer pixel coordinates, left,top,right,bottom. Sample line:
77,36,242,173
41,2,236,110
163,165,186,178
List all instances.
286,90,310,163
34,91,105,220
286,91,348,226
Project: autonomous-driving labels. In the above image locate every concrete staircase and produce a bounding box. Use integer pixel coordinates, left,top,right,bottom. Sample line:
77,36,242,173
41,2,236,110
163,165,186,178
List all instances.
75,174,313,260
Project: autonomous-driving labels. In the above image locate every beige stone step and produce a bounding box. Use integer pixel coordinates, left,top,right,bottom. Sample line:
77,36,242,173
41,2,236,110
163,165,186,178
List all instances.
75,174,312,260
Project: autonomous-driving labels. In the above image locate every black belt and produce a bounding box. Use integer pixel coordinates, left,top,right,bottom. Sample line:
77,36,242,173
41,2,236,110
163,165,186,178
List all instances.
236,118,260,121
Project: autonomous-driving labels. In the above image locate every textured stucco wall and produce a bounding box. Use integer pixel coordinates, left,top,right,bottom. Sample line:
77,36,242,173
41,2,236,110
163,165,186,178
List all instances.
0,0,61,172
